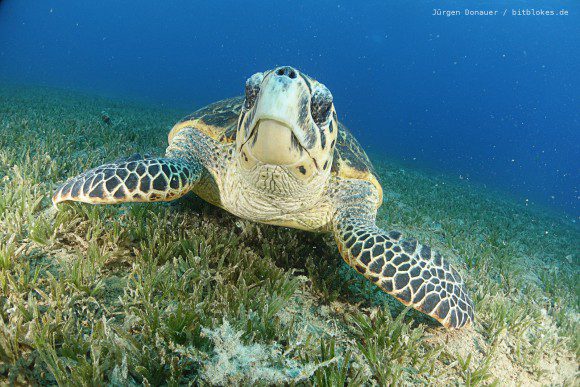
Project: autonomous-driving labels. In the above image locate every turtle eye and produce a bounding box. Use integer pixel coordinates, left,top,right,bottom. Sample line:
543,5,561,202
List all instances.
310,84,333,126
244,72,263,109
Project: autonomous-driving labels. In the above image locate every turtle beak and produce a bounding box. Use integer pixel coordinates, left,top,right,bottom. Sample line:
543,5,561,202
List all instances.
241,69,318,166
244,119,303,165
252,70,307,132
242,67,313,148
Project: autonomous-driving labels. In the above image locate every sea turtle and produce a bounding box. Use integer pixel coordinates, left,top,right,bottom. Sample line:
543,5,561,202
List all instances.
53,66,474,328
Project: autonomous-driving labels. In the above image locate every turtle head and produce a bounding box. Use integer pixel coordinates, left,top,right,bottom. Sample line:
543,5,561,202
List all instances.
236,66,338,181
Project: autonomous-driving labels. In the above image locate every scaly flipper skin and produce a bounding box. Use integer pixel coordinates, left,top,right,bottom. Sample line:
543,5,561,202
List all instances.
332,179,474,329
52,154,201,205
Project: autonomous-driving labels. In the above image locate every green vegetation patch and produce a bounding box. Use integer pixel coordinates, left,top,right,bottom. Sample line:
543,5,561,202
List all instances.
0,85,578,385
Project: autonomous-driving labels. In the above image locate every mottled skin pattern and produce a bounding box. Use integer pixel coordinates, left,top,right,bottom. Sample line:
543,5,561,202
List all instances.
53,66,474,329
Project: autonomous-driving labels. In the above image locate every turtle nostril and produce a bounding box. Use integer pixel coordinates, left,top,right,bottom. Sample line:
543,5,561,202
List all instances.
275,66,298,80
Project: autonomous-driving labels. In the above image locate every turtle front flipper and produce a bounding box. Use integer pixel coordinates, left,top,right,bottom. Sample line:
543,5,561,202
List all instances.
52,154,201,205
332,180,474,329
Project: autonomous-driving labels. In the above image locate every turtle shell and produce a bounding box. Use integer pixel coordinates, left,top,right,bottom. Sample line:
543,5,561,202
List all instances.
168,97,244,144
169,97,383,205
331,122,383,206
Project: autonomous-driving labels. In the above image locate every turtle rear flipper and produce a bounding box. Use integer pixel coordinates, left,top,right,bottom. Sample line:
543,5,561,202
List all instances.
52,155,201,205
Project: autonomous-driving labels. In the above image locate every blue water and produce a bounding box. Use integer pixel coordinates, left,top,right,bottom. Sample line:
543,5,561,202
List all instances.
1,1,578,217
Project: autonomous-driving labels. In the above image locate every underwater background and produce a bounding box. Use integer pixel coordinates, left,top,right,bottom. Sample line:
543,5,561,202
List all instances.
0,0,578,217
0,1,579,385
